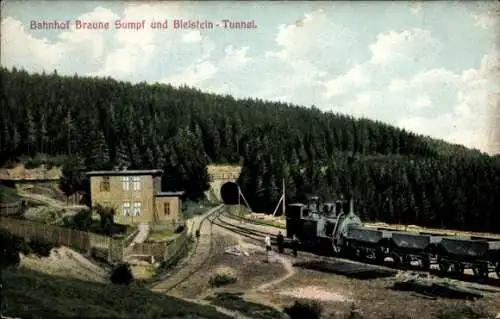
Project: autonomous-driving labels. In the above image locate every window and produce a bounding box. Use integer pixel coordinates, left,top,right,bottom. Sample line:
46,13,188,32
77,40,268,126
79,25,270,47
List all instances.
132,176,141,190
122,202,131,216
100,176,110,192
122,176,130,191
133,202,141,216
164,202,170,216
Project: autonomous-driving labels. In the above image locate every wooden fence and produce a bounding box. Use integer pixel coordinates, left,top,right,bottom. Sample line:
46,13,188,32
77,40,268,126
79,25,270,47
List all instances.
127,230,190,263
0,217,124,261
0,201,22,216
0,215,191,264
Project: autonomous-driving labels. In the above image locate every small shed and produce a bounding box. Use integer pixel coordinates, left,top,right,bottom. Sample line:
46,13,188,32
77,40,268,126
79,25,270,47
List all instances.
154,191,185,227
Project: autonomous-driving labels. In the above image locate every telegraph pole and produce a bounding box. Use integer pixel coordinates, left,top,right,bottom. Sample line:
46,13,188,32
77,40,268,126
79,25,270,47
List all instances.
238,184,242,223
282,178,285,217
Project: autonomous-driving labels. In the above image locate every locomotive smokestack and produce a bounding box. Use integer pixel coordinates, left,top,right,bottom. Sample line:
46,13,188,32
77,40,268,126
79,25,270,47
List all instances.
349,198,354,214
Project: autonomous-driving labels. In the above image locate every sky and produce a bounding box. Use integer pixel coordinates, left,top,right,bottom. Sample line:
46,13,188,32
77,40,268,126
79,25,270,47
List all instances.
1,1,499,154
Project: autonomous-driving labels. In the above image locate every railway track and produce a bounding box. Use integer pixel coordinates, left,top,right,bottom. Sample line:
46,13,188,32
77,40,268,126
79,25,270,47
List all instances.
214,215,276,242
150,205,223,293
219,209,500,287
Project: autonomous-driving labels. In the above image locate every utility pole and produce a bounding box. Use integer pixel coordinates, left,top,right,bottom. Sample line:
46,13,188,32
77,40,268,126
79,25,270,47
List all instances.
238,184,242,223
282,178,286,217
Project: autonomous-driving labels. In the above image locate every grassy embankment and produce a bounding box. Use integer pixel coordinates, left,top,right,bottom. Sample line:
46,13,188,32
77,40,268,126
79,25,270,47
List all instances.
2,266,231,319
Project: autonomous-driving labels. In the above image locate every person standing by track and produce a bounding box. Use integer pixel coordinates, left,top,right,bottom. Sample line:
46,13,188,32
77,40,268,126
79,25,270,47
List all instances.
292,234,299,258
276,231,284,254
265,235,272,261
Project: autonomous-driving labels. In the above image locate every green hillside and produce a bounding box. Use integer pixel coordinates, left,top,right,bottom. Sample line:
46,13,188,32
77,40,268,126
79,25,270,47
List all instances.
1,68,499,233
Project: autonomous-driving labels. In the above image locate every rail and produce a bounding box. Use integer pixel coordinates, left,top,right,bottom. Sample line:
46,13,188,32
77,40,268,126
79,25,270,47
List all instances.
224,208,285,229
153,204,223,293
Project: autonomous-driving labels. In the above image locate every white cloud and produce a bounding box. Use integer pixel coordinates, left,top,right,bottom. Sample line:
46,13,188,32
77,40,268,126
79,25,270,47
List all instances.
369,28,441,67
161,61,218,87
1,7,119,72
221,45,251,71
414,95,432,110
269,9,356,62
326,47,499,154
1,17,66,71
394,52,500,154
323,28,442,98
263,9,358,97
409,2,423,14
91,4,181,77
472,5,500,30
323,65,370,98
182,31,202,43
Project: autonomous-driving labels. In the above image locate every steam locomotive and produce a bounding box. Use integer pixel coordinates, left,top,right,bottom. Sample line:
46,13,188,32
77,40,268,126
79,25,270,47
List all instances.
285,196,500,278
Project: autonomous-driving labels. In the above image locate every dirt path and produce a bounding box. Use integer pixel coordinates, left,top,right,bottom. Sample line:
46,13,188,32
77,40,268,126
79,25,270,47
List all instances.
213,213,297,292
255,252,295,292
17,190,84,210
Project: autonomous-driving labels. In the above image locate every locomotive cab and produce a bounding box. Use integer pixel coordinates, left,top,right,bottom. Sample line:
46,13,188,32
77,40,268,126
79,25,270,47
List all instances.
306,196,321,214
322,203,335,217
285,203,304,238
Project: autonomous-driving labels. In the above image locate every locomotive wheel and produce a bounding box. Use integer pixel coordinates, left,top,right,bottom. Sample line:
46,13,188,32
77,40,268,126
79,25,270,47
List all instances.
355,249,365,261
438,261,449,272
392,253,402,267
451,263,464,276
375,250,385,264
421,256,430,270
346,247,357,259
473,265,489,278
403,255,412,266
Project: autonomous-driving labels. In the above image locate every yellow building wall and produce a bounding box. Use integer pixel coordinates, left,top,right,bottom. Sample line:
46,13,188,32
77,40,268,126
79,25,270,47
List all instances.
154,197,183,227
90,174,155,225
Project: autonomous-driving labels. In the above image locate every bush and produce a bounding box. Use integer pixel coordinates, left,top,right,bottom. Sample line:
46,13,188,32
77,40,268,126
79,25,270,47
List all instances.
1,231,58,269
21,238,56,257
110,263,134,285
71,208,92,231
284,300,323,319
209,267,238,287
174,225,185,233
23,206,65,224
93,204,116,236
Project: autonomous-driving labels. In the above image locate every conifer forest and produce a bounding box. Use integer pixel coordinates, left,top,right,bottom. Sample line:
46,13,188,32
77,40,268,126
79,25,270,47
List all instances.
1,67,499,233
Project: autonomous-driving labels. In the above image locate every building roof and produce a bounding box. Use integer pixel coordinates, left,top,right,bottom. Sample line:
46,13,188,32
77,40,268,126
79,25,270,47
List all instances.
86,169,163,176
155,191,186,197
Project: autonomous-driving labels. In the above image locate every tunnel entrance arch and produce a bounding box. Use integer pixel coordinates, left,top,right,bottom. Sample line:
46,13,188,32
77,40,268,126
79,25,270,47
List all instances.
220,181,239,204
